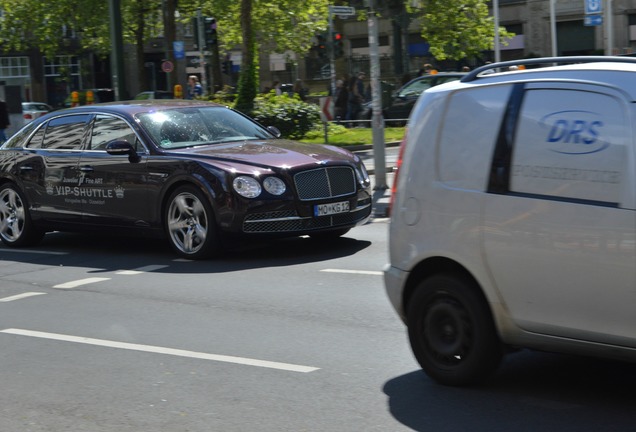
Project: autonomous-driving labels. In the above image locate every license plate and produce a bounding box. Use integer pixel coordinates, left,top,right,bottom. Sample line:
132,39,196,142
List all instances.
314,200,350,217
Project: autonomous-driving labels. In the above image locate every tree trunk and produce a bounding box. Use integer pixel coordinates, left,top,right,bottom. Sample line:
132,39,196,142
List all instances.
234,0,257,114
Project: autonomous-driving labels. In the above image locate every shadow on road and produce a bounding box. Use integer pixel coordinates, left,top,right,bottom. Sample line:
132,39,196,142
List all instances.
384,350,636,431
0,231,372,274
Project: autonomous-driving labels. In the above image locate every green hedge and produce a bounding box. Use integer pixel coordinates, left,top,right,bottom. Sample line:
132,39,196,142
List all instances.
251,92,321,140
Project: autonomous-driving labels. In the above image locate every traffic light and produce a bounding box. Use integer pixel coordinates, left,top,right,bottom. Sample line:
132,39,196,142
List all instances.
333,33,344,58
204,17,217,47
315,34,327,59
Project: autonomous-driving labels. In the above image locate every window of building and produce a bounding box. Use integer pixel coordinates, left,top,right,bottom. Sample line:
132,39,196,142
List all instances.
0,57,30,79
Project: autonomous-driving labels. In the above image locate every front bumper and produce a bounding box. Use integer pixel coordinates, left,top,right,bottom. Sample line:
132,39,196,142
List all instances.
242,192,372,234
384,264,409,323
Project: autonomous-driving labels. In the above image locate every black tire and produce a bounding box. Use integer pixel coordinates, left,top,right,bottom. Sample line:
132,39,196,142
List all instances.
164,185,220,259
406,273,502,386
308,227,350,241
0,183,44,247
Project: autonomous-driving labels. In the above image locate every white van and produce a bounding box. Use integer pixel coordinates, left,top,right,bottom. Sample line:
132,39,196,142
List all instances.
384,57,636,386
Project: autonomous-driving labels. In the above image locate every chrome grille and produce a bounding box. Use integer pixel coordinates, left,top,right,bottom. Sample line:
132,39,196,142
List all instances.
294,166,356,201
242,203,371,233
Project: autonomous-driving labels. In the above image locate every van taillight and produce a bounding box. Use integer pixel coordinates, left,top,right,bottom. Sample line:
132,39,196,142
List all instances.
388,128,407,217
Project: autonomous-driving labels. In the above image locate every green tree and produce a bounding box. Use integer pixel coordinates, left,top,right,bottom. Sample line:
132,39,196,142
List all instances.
181,0,329,113
407,0,514,61
0,0,164,92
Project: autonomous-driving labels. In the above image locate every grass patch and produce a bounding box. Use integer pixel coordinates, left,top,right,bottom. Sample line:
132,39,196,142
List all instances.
300,124,405,146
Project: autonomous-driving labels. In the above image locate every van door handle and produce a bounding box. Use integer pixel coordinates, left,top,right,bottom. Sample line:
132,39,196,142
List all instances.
80,166,94,172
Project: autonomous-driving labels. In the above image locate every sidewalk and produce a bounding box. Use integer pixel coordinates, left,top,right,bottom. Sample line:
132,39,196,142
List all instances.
351,143,399,218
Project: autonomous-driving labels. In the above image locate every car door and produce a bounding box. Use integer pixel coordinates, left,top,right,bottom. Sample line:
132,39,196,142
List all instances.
78,114,150,228
18,114,90,225
482,83,636,346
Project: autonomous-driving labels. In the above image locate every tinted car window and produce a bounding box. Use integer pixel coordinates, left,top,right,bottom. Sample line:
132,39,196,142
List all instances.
90,115,139,151
1,122,37,149
397,79,432,98
40,114,91,150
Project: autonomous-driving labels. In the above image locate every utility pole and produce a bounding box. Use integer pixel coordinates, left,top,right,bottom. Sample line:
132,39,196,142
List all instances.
196,10,208,93
366,0,387,190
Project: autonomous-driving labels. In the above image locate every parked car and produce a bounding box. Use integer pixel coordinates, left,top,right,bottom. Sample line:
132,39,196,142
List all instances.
21,102,52,123
134,90,174,100
0,100,371,259
361,72,465,124
385,56,636,386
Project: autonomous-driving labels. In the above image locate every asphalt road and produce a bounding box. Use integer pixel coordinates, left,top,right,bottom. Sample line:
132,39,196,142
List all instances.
1,211,635,431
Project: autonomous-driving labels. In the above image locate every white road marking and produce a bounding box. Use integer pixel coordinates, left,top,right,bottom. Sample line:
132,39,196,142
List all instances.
0,249,68,255
1,328,320,373
321,269,383,276
0,292,47,302
116,265,169,275
53,277,111,289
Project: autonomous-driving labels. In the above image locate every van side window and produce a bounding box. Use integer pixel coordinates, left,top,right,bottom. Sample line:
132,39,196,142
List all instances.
438,86,511,190
511,89,626,205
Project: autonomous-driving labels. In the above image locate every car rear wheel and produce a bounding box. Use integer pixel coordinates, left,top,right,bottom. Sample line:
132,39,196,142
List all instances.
165,185,219,259
407,273,502,386
0,183,44,247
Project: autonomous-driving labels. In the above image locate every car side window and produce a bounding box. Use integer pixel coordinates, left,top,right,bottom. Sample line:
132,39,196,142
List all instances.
511,87,627,205
41,114,91,150
399,79,431,98
90,115,138,151
438,86,512,191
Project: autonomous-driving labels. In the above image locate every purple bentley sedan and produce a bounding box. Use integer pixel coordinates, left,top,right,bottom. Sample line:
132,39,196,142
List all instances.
0,100,371,259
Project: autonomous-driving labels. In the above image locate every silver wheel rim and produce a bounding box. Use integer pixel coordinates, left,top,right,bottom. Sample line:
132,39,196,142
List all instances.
0,188,26,242
167,192,208,255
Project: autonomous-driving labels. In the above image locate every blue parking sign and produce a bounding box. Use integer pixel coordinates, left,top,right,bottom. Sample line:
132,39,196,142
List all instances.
585,0,602,14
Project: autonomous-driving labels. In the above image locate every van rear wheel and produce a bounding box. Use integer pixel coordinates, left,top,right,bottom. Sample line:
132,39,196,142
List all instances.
406,274,502,386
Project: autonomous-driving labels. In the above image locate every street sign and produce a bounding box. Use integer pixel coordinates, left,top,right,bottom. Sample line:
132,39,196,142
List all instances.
161,61,174,73
584,14,603,26
584,0,602,15
329,6,355,16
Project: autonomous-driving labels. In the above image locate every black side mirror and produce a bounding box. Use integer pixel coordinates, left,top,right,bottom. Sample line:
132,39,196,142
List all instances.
267,126,282,138
106,140,140,163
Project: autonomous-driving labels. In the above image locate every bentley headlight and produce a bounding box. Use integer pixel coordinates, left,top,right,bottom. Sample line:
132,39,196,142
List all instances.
356,163,370,184
233,176,262,198
263,177,286,195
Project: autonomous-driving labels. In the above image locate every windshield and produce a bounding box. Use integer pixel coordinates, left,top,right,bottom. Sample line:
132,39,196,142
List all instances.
137,106,274,149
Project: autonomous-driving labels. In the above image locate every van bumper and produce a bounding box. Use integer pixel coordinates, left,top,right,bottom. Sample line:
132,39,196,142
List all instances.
384,264,408,323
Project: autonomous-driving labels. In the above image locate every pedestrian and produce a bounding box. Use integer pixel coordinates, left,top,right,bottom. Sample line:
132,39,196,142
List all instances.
0,98,10,143
346,72,366,127
293,79,307,101
187,75,203,99
334,79,348,122
418,63,437,76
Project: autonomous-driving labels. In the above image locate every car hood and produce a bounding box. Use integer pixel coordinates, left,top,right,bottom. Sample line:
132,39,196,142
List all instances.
165,139,359,171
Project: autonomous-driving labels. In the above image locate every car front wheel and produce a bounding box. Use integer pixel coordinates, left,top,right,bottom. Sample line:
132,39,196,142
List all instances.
165,185,219,259
407,273,502,386
0,183,44,247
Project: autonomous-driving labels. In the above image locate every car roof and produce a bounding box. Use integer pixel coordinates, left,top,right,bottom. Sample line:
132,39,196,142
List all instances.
43,99,225,117
457,56,636,99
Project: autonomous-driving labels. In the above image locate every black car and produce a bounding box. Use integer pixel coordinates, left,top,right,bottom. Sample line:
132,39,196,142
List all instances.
0,100,372,259
363,72,466,123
